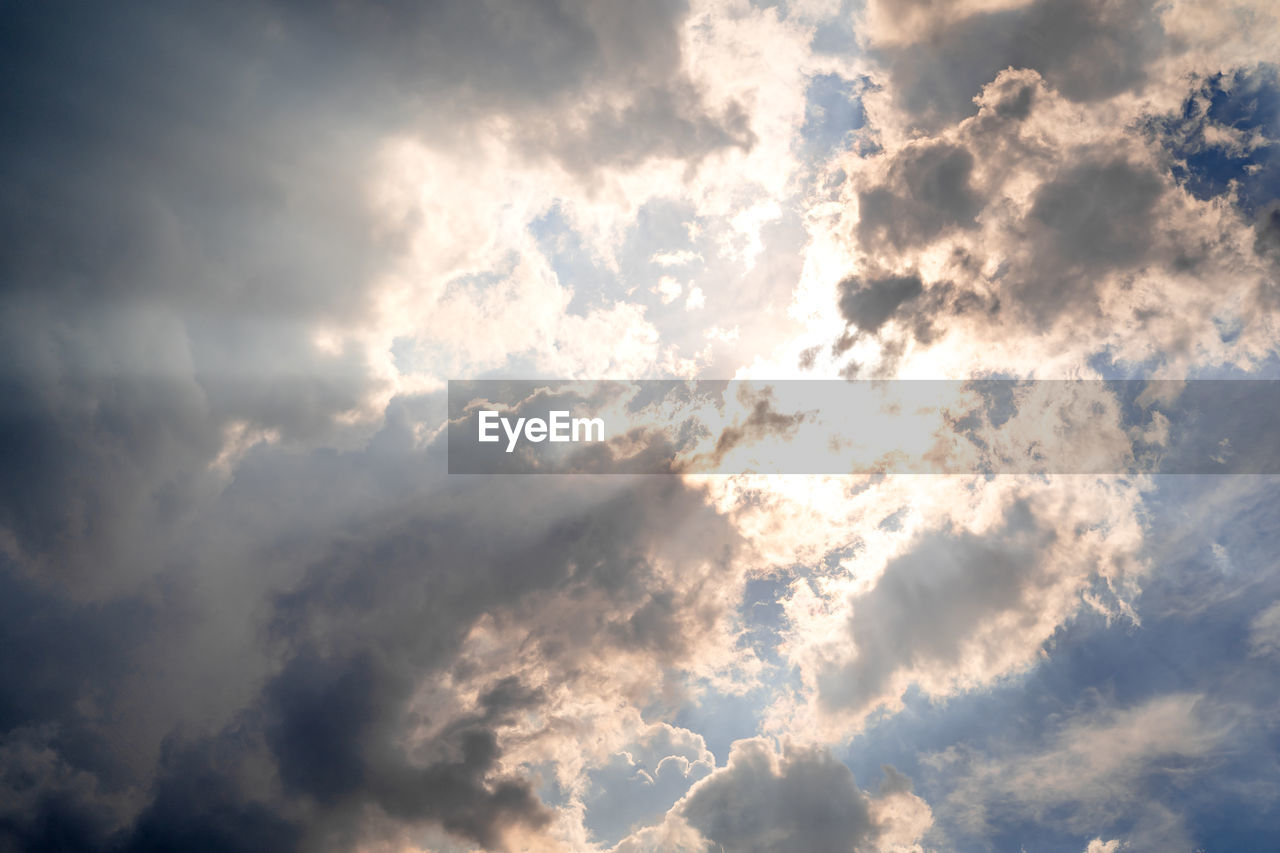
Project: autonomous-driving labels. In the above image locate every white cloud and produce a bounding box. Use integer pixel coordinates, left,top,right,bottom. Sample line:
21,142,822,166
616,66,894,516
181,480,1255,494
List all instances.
930,692,1228,850
652,250,704,267
655,276,684,305
745,475,1147,738
1249,601,1280,657
1085,839,1123,853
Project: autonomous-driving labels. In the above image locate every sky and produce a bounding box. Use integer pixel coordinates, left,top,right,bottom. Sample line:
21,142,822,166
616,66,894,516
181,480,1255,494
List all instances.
2,1,1280,851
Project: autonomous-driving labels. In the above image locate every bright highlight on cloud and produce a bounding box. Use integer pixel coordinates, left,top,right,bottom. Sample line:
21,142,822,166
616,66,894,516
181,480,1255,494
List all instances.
2,1,1280,851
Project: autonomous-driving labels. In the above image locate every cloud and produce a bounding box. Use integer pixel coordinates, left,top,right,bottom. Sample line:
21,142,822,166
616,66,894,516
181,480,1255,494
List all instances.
651,250,703,267
929,692,1228,850
855,143,982,250
864,0,1167,127
0,386,756,851
115,733,305,853
655,276,684,304
1085,840,1122,853
263,652,551,848
805,64,1280,378
680,740,876,853
614,738,931,853
1248,601,1280,657
708,388,813,466
1154,65,1280,217
838,274,924,333
0,0,785,587
582,724,715,846
816,504,1058,716
772,476,1146,734
4,0,1280,850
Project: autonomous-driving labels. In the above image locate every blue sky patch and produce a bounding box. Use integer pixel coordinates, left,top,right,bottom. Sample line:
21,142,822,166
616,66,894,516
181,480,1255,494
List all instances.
1158,65,1280,216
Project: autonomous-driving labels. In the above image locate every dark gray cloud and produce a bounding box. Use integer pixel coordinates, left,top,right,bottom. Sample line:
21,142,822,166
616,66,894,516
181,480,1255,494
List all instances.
1257,201,1280,260
993,80,1037,121
871,0,1166,127
0,3,757,845
0,403,746,851
838,273,923,332
522,78,756,173
1012,157,1165,323
0,560,152,740
117,733,304,853
263,651,550,848
678,741,879,853
615,740,932,851
682,744,874,852
1028,159,1165,269
857,143,982,250
245,458,740,849
830,274,999,375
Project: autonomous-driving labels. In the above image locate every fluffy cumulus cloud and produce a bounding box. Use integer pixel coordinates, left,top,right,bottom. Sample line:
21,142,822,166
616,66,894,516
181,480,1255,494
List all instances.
613,738,931,853
801,66,1280,378
4,0,1280,851
769,0,1280,381
714,474,1146,746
